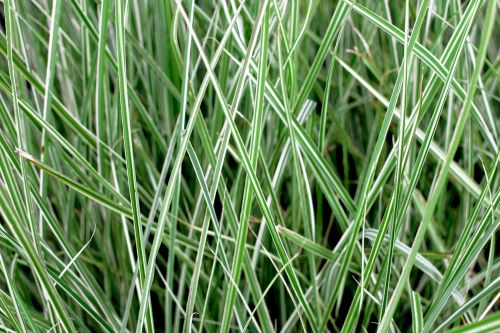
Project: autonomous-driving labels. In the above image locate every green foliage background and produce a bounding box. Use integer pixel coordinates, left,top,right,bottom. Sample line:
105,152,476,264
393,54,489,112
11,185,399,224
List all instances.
0,0,498,332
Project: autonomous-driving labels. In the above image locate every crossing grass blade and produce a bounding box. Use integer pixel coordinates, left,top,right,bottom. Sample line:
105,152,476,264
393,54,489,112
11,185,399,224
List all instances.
410,291,423,333
0,0,497,332
377,0,497,331
37,0,62,237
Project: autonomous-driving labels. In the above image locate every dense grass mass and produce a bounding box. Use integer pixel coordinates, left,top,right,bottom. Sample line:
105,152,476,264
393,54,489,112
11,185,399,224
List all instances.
0,0,499,332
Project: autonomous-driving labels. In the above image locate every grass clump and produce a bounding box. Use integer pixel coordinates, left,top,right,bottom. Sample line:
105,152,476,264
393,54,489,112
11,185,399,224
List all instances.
0,0,498,332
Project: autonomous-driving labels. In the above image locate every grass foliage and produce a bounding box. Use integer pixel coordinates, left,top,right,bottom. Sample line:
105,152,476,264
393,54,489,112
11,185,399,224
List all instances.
0,0,498,332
